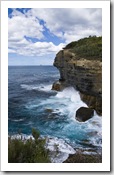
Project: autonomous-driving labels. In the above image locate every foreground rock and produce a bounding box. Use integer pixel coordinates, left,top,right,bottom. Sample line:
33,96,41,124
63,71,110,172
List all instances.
76,107,94,122
63,149,102,163
53,36,102,115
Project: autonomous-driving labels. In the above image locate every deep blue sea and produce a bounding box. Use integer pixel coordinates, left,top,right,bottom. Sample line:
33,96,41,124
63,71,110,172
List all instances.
8,66,102,162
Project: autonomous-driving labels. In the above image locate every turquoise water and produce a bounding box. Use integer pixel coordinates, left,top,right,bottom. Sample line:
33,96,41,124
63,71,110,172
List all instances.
8,66,102,160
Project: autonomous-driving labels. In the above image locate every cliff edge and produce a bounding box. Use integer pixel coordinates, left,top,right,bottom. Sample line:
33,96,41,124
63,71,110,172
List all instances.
53,36,102,115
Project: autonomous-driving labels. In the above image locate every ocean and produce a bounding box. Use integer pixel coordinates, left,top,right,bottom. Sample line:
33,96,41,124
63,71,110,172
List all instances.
8,65,102,162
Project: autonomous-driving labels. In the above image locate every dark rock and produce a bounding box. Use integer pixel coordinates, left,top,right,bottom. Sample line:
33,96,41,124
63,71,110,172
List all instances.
52,81,62,91
45,108,53,113
52,80,66,91
76,107,94,122
63,149,102,163
80,93,102,115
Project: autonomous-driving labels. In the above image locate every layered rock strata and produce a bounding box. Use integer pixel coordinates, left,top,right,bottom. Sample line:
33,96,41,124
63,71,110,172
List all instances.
53,39,102,115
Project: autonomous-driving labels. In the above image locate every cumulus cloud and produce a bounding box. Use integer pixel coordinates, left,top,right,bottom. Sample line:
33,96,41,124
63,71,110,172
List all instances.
20,42,65,56
9,38,65,56
8,8,102,57
28,8,102,42
9,9,44,41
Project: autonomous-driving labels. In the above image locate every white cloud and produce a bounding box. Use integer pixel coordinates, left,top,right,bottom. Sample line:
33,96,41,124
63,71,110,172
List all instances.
8,9,44,43
8,8,102,57
8,48,16,53
9,38,65,56
28,8,102,43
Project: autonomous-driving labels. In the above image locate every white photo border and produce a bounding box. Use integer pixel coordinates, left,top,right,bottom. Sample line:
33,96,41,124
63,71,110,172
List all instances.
1,0,110,171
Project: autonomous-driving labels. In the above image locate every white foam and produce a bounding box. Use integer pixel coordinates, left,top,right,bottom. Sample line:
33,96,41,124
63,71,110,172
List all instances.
82,114,102,147
9,134,34,140
54,87,87,119
38,84,52,92
83,151,97,155
8,118,25,122
21,84,38,90
20,86,102,149
21,84,52,92
39,87,83,119
45,136,76,163
56,87,79,102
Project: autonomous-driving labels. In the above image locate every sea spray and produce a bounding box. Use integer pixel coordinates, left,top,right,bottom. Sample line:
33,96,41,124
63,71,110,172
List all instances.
55,87,87,120
23,86,102,151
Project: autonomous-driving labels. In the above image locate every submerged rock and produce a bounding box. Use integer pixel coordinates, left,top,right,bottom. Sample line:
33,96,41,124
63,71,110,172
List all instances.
45,108,53,113
76,107,94,122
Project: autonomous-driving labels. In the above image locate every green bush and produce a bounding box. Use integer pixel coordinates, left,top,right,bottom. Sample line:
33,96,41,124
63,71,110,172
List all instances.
8,129,50,163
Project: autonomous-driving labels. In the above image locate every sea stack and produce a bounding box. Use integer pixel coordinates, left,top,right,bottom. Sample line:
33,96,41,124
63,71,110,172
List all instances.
52,36,102,116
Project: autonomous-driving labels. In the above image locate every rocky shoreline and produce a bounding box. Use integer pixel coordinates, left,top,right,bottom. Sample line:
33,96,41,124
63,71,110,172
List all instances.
51,36,102,163
63,148,102,163
52,36,102,117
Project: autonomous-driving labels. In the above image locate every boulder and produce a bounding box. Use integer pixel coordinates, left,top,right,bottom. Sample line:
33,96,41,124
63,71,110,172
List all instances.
52,81,65,91
52,81,61,91
76,107,94,122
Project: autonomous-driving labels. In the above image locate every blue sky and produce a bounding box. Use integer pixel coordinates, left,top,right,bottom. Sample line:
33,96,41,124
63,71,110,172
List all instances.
8,8,102,65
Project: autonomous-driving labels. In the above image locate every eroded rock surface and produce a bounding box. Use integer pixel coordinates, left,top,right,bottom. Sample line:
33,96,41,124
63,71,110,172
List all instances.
53,37,102,115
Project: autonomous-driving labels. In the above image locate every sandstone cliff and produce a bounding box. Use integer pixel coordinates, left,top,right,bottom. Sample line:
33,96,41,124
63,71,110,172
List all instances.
53,36,102,115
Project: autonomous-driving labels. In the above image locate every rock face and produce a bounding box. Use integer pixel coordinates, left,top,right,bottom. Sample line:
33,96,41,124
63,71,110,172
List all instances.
53,36,102,115
76,107,94,122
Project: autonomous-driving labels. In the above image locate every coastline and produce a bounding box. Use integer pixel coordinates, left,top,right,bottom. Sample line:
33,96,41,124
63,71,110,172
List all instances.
63,148,102,163
9,132,102,163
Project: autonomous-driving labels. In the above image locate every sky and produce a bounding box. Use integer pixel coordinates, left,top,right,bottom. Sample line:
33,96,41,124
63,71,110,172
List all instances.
8,8,102,66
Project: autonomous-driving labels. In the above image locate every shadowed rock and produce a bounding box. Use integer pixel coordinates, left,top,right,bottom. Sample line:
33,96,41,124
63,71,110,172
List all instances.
52,81,62,91
76,107,94,122
52,80,67,91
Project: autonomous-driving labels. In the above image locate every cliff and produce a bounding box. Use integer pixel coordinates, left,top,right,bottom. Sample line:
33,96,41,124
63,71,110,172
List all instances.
53,36,102,115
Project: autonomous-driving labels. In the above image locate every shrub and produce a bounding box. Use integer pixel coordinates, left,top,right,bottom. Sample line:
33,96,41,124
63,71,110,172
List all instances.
8,129,50,163
64,36,102,60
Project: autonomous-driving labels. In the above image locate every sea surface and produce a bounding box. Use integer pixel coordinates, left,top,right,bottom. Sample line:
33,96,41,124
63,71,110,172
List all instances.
8,66,102,162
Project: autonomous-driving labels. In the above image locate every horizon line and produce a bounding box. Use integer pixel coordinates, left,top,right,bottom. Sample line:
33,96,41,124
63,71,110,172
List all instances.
8,64,53,66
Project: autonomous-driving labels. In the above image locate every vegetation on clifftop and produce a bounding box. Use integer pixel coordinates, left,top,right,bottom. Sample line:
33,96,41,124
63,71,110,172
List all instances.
64,36,102,60
8,129,50,163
